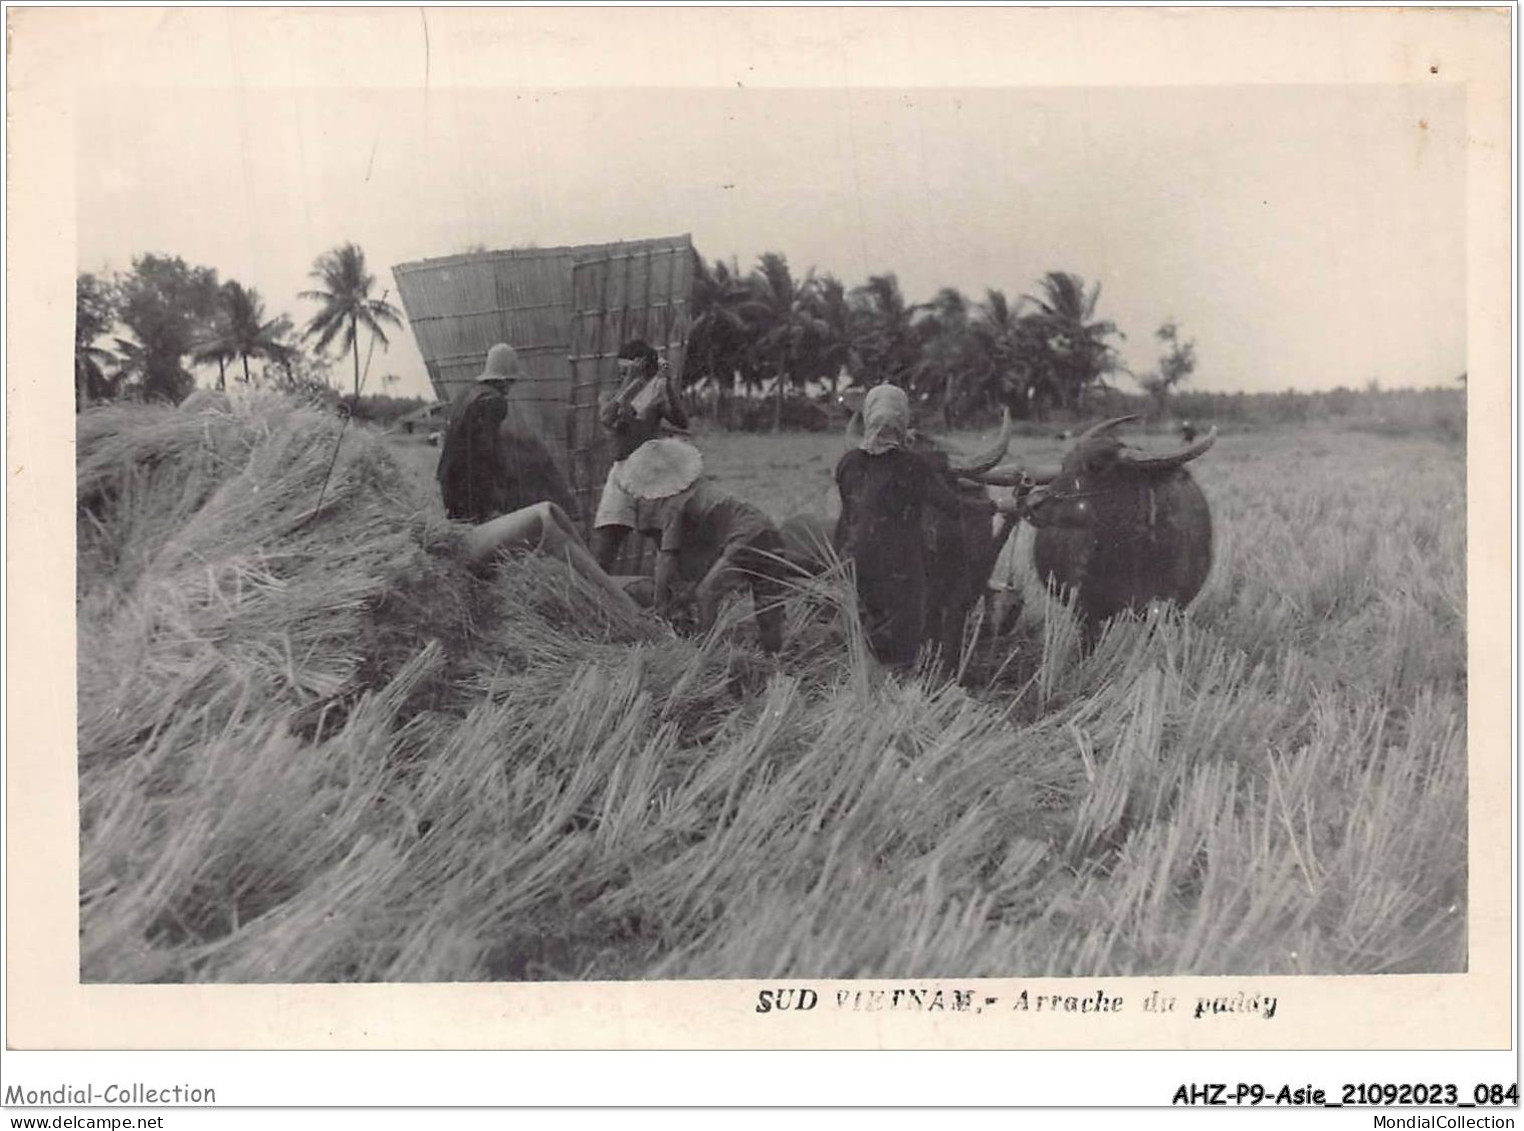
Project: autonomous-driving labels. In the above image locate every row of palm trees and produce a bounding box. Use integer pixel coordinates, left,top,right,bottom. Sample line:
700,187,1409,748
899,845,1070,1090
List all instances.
75,243,402,409
683,252,1126,425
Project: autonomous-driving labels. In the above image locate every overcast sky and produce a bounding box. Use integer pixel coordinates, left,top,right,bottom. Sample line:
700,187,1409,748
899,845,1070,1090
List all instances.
79,82,1465,402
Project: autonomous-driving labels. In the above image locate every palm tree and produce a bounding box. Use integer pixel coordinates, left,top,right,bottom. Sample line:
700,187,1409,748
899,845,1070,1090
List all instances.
915,286,973,427
110,336,152,399
969,288,1036,417
740,252,828,430
110,325,196,403
75,272,118,409
192,283,288,389
221,282,291,385
1020,271,1124,413
261,315,301,386
191,315,237,390
685,256,753,387
300,243,404,400
75,341,119,408
850,273,924,390
802,273,855,395
685,256,757,428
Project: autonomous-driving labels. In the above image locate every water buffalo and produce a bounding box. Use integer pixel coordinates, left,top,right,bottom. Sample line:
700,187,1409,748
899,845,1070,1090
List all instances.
835,402,1024,669
990,415,1216,648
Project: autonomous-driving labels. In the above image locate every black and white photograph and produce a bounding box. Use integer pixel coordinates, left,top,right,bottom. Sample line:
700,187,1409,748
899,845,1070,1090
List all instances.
6,5,1512,1068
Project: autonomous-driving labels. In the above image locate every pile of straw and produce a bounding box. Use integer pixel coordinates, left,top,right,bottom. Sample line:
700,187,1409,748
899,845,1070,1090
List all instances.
75,393,809,979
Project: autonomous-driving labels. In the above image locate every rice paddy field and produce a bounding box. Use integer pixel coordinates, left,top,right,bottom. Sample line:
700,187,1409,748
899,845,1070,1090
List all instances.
76,393,1467,982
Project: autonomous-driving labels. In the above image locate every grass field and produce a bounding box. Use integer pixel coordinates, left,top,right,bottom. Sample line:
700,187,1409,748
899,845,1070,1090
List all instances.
77,396,1466,981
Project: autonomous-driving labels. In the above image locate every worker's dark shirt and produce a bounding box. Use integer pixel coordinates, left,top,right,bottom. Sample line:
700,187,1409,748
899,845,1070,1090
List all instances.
834,446,994,666
437,383,510,523
834,447,982,565
647,479,775,584
437,381,577,522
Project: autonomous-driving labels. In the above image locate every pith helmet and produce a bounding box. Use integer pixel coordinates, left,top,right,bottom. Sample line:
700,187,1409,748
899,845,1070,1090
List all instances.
478,343,527,384
615,438,704,500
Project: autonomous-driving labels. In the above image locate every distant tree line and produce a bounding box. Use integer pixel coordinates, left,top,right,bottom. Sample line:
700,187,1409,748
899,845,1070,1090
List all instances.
74,244,401,412
681,252,1151,430
1163,384,1466,442
679,249,1466,440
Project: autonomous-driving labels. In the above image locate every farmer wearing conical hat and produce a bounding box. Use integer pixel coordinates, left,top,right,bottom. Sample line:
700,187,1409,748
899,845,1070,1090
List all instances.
592,339,690,572
622,438,787,655
438,343,577,524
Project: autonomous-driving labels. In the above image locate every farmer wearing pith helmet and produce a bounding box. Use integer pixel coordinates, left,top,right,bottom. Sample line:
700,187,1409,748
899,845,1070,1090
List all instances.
438,342,577,524
622,438,787,655
438,343,527,522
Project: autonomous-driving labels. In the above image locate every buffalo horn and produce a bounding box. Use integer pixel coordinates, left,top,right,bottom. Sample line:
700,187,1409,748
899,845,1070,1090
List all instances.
971,462,1061,487
950,408,1012,477
1116,427,1218,469
1074,414,1140,445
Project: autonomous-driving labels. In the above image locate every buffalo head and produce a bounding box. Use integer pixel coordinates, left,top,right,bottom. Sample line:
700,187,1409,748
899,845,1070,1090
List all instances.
1018,415,1216,646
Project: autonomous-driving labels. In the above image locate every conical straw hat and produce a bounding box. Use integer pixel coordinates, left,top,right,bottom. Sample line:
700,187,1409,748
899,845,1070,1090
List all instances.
615,438,703,500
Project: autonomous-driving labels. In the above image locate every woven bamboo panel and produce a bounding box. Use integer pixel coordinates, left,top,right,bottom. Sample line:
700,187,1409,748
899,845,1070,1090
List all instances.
392,236,694,547
567,244,694,560
392,248,577,405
